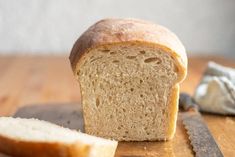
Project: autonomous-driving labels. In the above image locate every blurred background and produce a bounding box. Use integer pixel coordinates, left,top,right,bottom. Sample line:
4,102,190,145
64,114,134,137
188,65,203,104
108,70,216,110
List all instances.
0,0,235,57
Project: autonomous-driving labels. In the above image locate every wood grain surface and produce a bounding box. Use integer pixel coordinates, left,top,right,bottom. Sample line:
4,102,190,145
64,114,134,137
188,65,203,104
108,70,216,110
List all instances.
0,56,235,157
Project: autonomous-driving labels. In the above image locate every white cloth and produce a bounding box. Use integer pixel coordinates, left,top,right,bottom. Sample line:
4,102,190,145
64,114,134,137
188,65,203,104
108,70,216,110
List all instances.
194,62,235,115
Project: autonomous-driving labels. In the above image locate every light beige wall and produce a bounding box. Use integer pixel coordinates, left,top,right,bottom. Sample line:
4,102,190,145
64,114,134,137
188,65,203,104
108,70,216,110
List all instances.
0,0,234,57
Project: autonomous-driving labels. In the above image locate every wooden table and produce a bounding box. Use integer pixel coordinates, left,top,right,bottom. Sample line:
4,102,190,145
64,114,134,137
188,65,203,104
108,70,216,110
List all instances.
0,56,235,157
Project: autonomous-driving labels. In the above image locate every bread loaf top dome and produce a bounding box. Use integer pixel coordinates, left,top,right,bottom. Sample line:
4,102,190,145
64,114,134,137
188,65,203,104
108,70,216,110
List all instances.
69,18,187,82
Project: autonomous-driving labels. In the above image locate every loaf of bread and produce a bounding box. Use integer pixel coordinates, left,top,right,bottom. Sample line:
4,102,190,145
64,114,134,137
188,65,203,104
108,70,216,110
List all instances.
0,117,117,157
70,18,187,141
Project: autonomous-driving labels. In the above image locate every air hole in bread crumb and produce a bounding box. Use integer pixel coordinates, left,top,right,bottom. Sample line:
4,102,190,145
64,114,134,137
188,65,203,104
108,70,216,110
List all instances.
140,79,143,83
147,132,150,135
140,94,143,98
112,60,119,63
123,108,126,112
126,56,136,59
145,113,148,117
101,49,110,53
125,131,129,134
110,115,113,118
96,98,100,107
140,50,146,54
122,136,127,138
130,88,134,92
144,127,147,130
118,126,121,130
160,75,167,80
162,109,166,114
110,51,116,55
150,87,153,91
144,57,161,64
76,71,80,76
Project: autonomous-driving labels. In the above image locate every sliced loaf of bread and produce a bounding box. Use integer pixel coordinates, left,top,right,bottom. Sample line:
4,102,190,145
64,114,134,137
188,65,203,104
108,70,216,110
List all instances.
70,18,187,141
0,117,117,157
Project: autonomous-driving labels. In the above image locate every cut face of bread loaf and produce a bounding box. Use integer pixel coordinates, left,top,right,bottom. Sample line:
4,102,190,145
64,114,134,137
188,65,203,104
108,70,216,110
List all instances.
0,117,117,157
70,18,187,141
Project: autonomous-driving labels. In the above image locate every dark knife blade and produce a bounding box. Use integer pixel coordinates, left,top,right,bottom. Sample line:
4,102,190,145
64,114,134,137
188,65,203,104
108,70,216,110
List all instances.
179,93,223,157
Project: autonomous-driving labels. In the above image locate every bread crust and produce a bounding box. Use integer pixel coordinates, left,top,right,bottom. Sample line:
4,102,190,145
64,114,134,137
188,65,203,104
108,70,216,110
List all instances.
167,84,180,139
0,135,89,157
69,18,187,82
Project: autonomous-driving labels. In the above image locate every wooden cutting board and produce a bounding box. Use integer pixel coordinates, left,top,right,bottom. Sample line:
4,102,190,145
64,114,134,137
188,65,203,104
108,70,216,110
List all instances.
0,56,235,157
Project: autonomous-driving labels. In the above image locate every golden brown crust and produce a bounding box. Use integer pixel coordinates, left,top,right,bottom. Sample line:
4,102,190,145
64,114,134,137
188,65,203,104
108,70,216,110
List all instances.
69,18,187,82
0,135,90,157
167,84,180,139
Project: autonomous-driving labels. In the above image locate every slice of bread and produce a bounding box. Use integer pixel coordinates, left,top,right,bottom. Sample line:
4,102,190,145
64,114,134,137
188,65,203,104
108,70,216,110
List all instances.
69,18,187,141
0,117,117,157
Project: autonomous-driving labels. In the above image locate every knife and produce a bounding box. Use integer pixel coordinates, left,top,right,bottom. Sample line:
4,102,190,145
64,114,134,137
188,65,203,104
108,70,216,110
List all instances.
179,93,224,157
